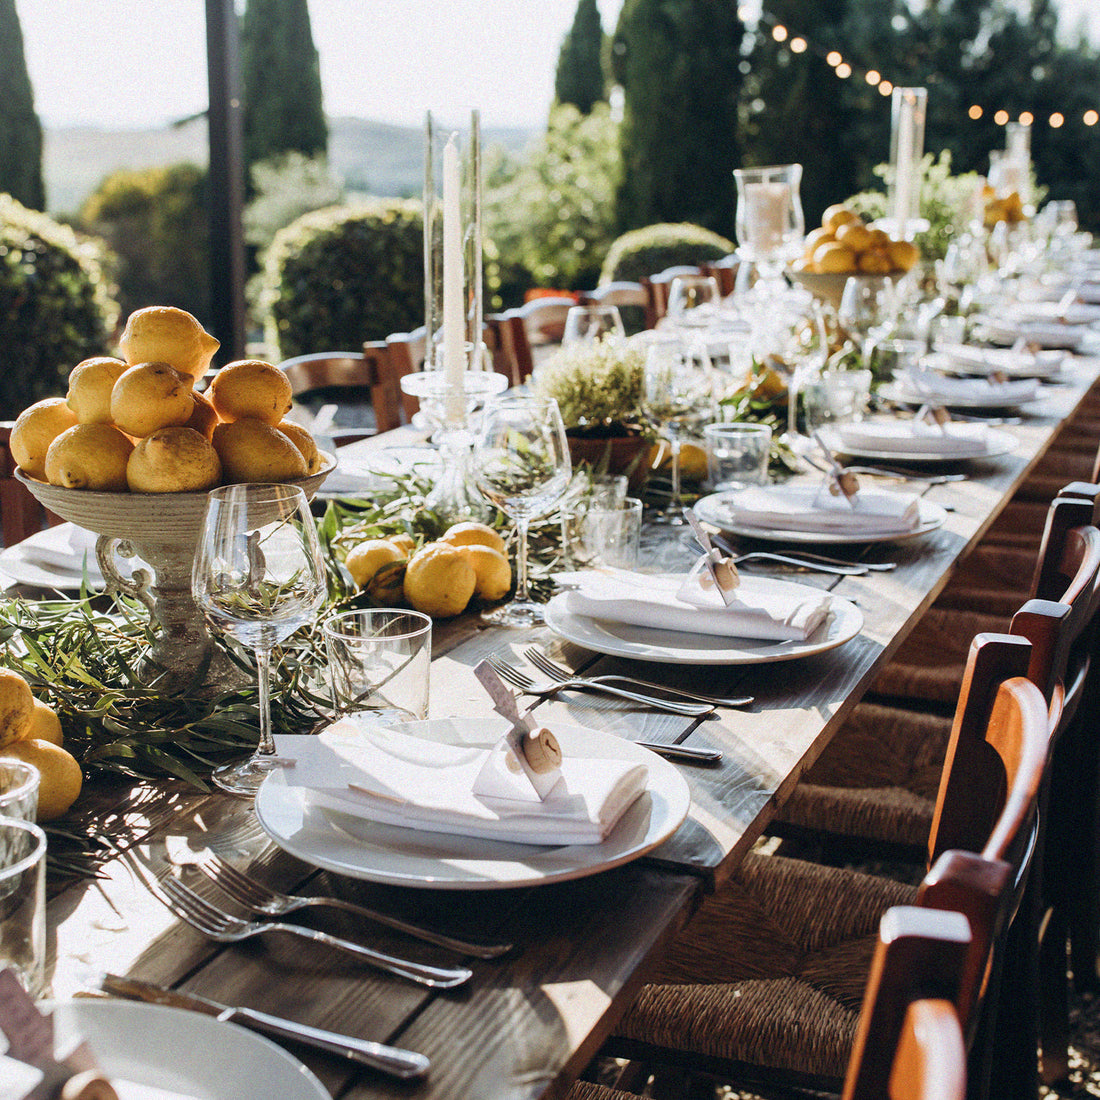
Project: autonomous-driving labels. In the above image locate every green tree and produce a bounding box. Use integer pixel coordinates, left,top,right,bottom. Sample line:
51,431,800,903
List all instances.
555,0,607,114
79,164,210,325
0,0,44,211
240,0,327,180
611,0,745,237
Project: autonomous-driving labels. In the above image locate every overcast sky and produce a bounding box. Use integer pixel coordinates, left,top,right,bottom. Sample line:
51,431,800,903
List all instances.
14,0,1098,132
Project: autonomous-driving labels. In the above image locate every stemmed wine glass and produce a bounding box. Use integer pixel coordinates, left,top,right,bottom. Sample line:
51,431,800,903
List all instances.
641,337,711,525
665,274,722,331
562,304,626,345
838,274,904,366
473,395,572,627
193,483,327,796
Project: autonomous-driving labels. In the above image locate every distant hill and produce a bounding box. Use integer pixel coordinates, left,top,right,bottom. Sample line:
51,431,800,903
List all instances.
42,116,535,217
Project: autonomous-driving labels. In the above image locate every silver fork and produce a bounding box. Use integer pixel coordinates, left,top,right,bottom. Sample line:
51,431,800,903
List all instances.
193,850,511,959
156,876,472,988
524,648,753,709
707,532,891,575
484,655,711,717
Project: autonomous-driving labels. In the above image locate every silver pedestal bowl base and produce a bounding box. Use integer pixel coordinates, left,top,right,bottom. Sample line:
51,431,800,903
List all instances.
15,457,335,695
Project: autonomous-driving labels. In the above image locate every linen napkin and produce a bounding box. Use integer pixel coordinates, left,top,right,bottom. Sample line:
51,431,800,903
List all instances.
973,316,1086,351
715,483,922,538
835,418,990,457
930,343,1067,379
271,722,649,846
900,369,1039,407
557,569,831,642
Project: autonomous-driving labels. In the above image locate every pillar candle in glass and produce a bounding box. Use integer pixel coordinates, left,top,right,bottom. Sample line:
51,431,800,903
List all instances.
888,87,927,240
424,108,483,425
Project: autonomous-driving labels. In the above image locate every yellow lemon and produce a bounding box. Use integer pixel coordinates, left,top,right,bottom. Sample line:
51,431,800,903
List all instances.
127,426,222,493
2,739,82,821
9,398,79,480
822,204,861,234
0,669,34,749
648,440,709,480
110,362,195,438
835,220,874,253
66,356,129,424
887,238,920,273
403,542,477,618
118,306,220,384
439,521,507,556
207,360,294,425
454,544,512,602
277,421,322,475
25,699,63,746
184,389,220,441
345,538,408,588
45,424,134,491
212,418,307,483
802,226,834,261
813,241,859,274
858,247,894,274
388,532,416,555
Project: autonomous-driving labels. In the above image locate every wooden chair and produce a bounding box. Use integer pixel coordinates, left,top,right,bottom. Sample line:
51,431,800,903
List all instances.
577,282,648,335
639,265,702,329
572,907,971,1100
278,346,403,439
497,296,578,384
700,254,741,298
597,631,1051,1100
1,421,62,547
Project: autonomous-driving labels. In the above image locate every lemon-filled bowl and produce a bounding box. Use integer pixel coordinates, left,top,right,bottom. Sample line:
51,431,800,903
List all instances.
787,268,854,310
14,454,336,691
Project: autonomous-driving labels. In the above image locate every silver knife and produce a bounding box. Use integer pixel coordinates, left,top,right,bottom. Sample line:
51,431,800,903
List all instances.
99,973,429,1079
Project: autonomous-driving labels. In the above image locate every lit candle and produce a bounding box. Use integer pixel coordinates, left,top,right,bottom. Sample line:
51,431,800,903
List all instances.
442,134,465,421
745,181,789,256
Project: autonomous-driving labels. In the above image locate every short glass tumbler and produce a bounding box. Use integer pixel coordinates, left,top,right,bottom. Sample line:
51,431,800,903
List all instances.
323,609,432,725
0,760,40,823
0,816,47,998
704,423,773,491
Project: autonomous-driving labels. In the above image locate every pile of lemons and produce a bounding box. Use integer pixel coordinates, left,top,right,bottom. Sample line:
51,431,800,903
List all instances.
345,521,513,619
9,306,321,493
794,204,920,277
0,669,82,821
982,186,1026,228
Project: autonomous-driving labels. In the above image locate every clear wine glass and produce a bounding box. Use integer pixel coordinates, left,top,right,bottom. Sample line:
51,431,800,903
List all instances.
665,274,722,331
838,274,904,365
562,304,626,345
641,338,710,525
192,483,327,797
473,395,572,627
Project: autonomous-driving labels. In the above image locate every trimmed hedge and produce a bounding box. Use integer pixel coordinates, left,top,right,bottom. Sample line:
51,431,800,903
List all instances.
258,199,423,360
599,222,735,285
0,195,118,419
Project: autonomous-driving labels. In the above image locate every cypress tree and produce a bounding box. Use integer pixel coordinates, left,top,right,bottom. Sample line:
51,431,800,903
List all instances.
240,0,327,178
555,0,607,115
612,0,744,237
0,0,44,211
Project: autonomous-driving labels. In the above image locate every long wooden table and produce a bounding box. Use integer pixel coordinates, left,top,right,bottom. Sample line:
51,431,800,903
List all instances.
26,352,1100,1100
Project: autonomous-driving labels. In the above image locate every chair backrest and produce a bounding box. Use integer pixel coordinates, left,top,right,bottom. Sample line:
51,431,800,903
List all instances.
578,282,648,335
278,347,403,437
842,906,971,1100
700,254,741,298
1,422,62,547
889,1000,967,1100
498,297,578,384
640,265,703,329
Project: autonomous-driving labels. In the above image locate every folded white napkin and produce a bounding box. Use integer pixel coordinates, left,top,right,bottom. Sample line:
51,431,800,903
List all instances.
975,316,1085,351
901,369,1039,407
272,722,649,846
557,569,831,641
931,343,1066,379
716,483,922,537
1002,300,1100,326
836,418,989,457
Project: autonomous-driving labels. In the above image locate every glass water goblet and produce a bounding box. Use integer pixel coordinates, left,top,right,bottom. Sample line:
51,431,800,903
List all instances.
474,395,572,627
562,304,625,345
838,274,904,365
642,339,710,525
665,274,723,332
192,483,327,797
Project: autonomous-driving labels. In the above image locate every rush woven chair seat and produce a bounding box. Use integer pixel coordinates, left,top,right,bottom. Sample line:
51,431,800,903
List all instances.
573,907,971,1100
774,490,1100,859
597,633,1052,1100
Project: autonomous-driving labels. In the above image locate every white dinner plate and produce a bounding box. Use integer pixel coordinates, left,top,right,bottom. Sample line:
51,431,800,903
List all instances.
925,346,1069,381
879,381,1040,412
543,581,863,665
255,719,691,890
693,491,947,545
315,445,441,498
48,999,328,1100
826,425,1018,464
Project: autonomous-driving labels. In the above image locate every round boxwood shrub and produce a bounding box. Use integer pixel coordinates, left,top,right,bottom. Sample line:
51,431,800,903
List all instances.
259,199,423,360
599,222,735,285
0,195,119,420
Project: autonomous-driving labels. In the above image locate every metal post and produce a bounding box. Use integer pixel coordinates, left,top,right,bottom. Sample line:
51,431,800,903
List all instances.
205,0,246,364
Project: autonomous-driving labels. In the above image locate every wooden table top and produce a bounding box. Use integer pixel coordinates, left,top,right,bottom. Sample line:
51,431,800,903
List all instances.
24,353,1100,1100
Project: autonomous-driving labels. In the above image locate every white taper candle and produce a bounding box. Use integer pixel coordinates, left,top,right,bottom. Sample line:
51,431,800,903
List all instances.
442,134,465,421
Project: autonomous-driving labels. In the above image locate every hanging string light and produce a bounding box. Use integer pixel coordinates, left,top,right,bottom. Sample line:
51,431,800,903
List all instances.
750,11,1097,131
